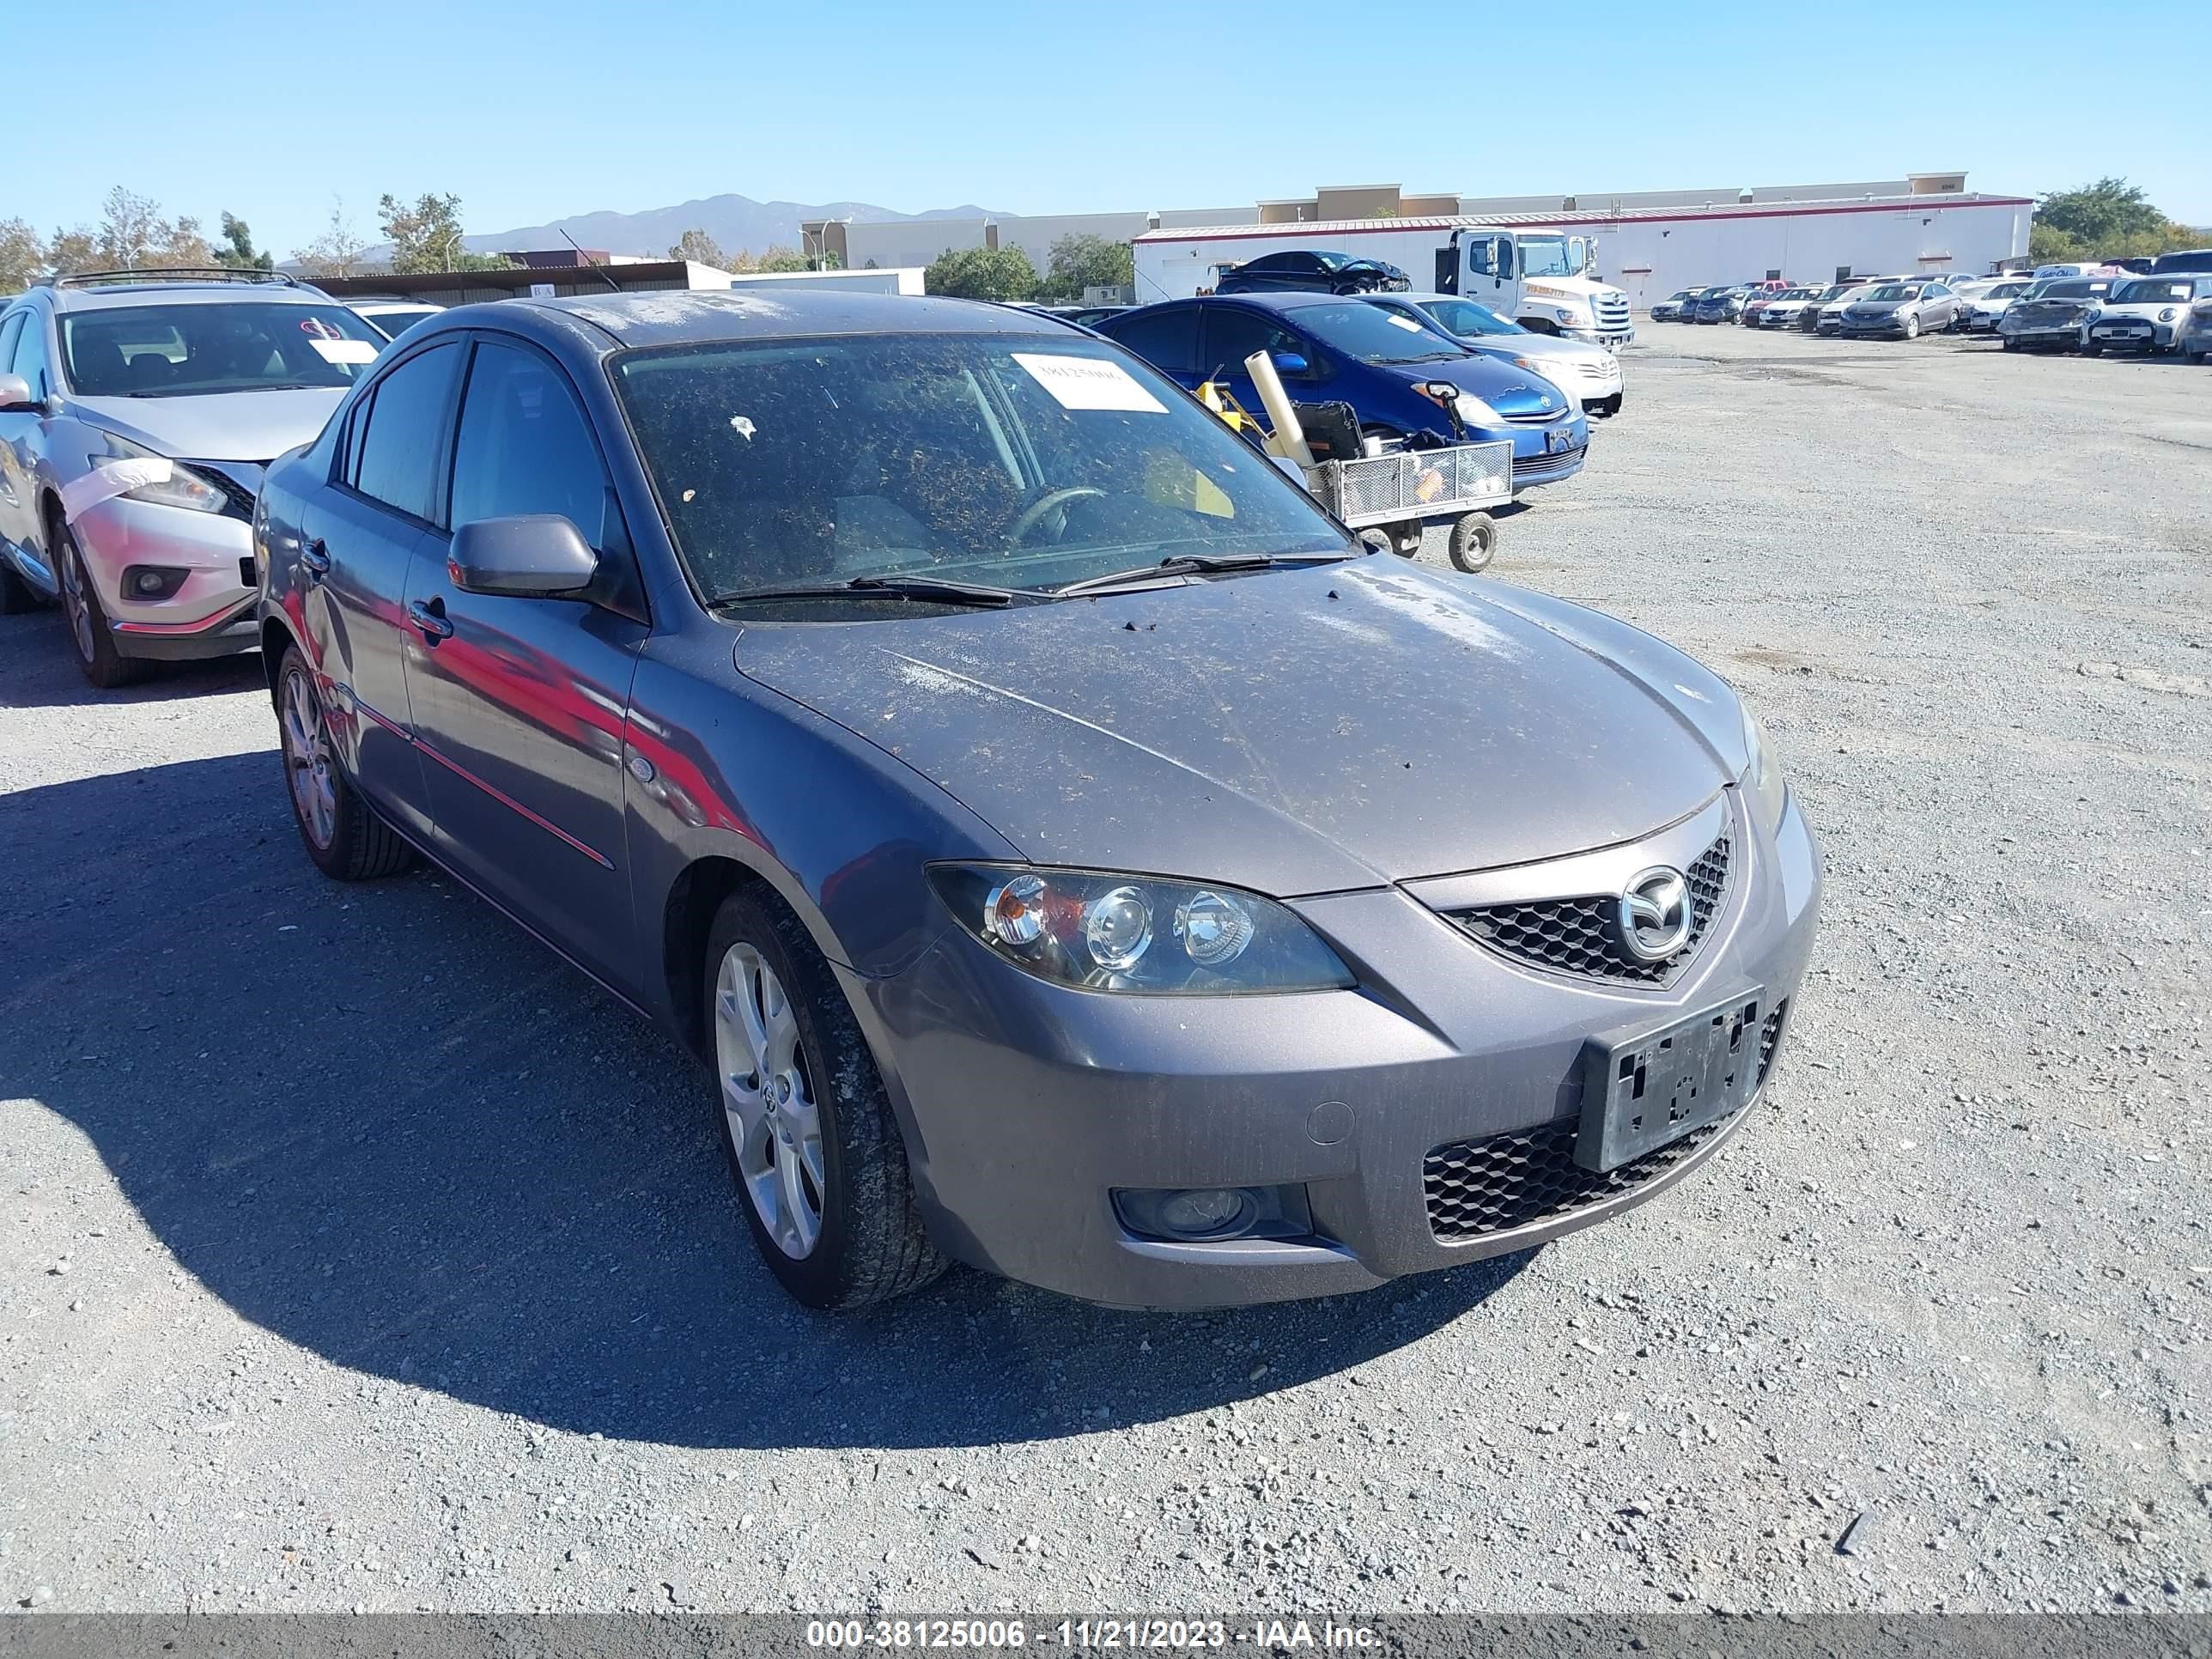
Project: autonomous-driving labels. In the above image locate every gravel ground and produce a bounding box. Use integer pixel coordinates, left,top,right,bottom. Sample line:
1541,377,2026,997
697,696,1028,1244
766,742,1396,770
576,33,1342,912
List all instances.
3,325,2209,1620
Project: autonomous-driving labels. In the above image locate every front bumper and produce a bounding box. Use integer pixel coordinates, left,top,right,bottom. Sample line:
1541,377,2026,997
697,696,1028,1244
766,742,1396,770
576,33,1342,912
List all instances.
2001,325,2081,348
70,496,259,661
854,790,1823,1309
2085,320,2170,350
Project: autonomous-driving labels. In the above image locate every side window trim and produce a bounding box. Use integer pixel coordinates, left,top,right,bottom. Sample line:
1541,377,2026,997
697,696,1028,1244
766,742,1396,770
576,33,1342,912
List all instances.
0,312,25,378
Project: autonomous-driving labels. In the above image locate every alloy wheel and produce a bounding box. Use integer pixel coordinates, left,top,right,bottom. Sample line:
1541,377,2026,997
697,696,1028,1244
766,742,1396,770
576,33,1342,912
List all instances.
280,665,337,851
714,942,825,1259
57,538,94,664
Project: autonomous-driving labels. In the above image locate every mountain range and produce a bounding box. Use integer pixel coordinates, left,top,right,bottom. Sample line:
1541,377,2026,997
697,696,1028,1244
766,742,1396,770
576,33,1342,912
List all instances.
451,192,1000,262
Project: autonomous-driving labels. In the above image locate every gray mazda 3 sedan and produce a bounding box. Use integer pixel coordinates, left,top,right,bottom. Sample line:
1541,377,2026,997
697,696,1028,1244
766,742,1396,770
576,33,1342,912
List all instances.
254,291,1821,1311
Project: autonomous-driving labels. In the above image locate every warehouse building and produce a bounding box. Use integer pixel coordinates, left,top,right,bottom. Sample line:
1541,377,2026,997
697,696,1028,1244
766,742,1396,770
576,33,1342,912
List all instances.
811,173,2029,301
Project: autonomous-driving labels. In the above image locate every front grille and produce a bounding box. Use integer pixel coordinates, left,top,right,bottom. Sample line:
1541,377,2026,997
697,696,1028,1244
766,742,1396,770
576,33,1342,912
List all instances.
1592,295,1632,327
1572,361,1611,381
1423,1001,1787,1240
1502,408,1564,426
1511,443,1587,481
1446,832,1729,984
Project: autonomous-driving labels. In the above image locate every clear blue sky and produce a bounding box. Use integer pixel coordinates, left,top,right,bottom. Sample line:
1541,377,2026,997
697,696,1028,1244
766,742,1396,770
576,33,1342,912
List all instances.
11,0,2208,254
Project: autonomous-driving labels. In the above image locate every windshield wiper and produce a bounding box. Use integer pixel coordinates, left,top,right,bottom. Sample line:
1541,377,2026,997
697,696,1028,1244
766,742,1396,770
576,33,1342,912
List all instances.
713,573,1018,609
1052,550,1349,599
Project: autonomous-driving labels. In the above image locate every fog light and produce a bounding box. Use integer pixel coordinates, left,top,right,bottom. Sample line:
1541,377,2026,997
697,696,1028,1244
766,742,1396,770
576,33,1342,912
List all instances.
121,565,189,599
1117,1187,1256,1240
1114,1184,1313,1243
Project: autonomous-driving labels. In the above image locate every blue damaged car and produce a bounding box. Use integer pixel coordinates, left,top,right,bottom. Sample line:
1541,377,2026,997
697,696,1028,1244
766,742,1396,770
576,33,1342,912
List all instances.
1095,293,1588,494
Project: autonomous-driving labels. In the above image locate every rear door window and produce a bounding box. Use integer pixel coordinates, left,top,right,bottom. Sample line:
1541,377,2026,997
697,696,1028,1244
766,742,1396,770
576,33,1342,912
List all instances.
1101,307,1199,376
349,341,463,525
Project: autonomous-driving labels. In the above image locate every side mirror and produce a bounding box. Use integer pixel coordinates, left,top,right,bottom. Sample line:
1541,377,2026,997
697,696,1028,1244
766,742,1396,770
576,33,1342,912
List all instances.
1270,350,1310,378
447,514,599,599
0,374,37,413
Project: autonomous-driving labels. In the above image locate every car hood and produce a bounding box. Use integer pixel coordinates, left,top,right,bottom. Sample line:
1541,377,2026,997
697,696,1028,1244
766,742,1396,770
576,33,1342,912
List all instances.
63,388,349,463
1374,356,1564,420
2094,301,2177,320
732,561,1744,895
1845,299,1912,314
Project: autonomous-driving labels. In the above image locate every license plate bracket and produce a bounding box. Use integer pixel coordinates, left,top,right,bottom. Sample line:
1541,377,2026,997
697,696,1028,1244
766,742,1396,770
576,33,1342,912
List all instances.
1576,991,1766,1172
1544,428,1573,453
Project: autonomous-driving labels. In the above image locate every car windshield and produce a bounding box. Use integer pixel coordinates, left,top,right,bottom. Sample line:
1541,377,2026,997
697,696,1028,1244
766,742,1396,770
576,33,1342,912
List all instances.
59,302,386,398
1517,236,1580,278
1294,302,1464,365
1864,286,1918,301
2112,280,2191,304
1987,282,2030,298
2036,281,2096,299
610,331,1353,605
361,307,440,338
1419,298,1521,337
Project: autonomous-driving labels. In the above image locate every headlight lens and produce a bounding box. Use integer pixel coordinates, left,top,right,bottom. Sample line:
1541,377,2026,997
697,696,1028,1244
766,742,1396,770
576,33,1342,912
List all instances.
1739,702,1789,833
930,865,1354,994
2159,307,2177,323
90,431,227,514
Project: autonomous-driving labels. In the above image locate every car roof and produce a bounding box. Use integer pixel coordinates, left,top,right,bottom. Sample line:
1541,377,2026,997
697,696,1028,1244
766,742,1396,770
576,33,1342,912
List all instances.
35,273,338,313
1194,290,1359,315
514,289,1083,351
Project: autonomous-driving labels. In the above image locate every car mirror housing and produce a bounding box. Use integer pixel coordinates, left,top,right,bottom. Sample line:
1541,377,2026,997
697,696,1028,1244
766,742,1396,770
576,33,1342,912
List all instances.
0,373,37,413
447,514,599,599
1270,351,1310,378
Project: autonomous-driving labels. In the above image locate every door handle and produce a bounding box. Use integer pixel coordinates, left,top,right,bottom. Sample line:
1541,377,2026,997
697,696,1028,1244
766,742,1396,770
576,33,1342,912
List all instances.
407,598,453,642
299,538,331,577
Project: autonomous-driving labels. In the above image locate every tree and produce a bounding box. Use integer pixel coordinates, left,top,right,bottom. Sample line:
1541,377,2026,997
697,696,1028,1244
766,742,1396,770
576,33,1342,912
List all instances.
214,212,273,271
754,244,812,273
1036,232,1133,302
0,217,40,293
45,227,100,276
2035,178,2165,249
923,245,1038,301
378,191,505,274
668,228,728,268
292,199,370,278
81,185,208,270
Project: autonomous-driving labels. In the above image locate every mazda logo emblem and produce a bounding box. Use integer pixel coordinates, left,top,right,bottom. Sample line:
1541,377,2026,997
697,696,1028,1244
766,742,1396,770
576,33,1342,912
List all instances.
1617,866,1692,963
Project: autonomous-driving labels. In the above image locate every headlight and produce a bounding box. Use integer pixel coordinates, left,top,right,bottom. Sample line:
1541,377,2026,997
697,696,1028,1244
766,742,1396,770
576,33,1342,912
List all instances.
1738,702,1788,834
2159,308,2177,323
88,432,226,514
928,865,1355,994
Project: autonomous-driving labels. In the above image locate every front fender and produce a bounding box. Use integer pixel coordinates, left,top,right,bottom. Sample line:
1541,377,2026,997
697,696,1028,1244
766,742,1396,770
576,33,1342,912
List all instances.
621,632,1018,1019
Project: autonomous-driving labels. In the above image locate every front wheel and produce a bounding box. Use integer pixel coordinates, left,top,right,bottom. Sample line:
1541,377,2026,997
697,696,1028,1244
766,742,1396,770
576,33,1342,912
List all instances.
1901,314,1921,340
2080,343,2102,357
1448,513,1498,574
53,520,148,689
706,889,947,1310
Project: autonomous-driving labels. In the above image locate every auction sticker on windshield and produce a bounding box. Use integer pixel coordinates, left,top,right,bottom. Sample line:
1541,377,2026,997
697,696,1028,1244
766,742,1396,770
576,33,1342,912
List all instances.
1012,352,1167,414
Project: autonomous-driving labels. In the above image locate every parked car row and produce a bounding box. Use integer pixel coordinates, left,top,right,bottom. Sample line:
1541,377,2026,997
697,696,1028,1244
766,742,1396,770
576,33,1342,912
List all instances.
0,267,1822,1313
1647,270,2212,360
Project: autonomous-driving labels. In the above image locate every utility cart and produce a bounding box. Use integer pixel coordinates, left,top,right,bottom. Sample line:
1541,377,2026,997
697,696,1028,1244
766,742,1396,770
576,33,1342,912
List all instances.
1303,440,1514,572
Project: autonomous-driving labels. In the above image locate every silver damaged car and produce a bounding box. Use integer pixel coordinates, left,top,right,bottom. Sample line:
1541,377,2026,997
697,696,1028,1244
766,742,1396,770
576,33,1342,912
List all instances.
254,291,1823,1311
0,269,386,686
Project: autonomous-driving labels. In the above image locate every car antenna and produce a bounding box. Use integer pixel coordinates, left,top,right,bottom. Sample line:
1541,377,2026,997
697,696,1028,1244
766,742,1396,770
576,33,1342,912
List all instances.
562,231,622,293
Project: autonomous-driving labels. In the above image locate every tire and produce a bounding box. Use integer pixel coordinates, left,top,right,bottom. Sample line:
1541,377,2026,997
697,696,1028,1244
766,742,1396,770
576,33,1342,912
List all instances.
2001,338,2018,351
2080,343,2101,357
275,645,414,880
1901,315,1920,340
1448,513,1498,574
2187,350,2208,366
1384,521,1422,557
705,888,946,1310
52,518,149,689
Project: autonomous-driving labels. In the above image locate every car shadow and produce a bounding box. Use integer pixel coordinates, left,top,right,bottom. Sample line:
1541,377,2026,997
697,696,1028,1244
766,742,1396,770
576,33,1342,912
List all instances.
0,610,266,710
1,752,1530,1452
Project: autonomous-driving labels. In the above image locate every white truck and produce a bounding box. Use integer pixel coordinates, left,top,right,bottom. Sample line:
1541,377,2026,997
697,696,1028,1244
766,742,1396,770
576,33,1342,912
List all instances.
1131,220,1635,349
